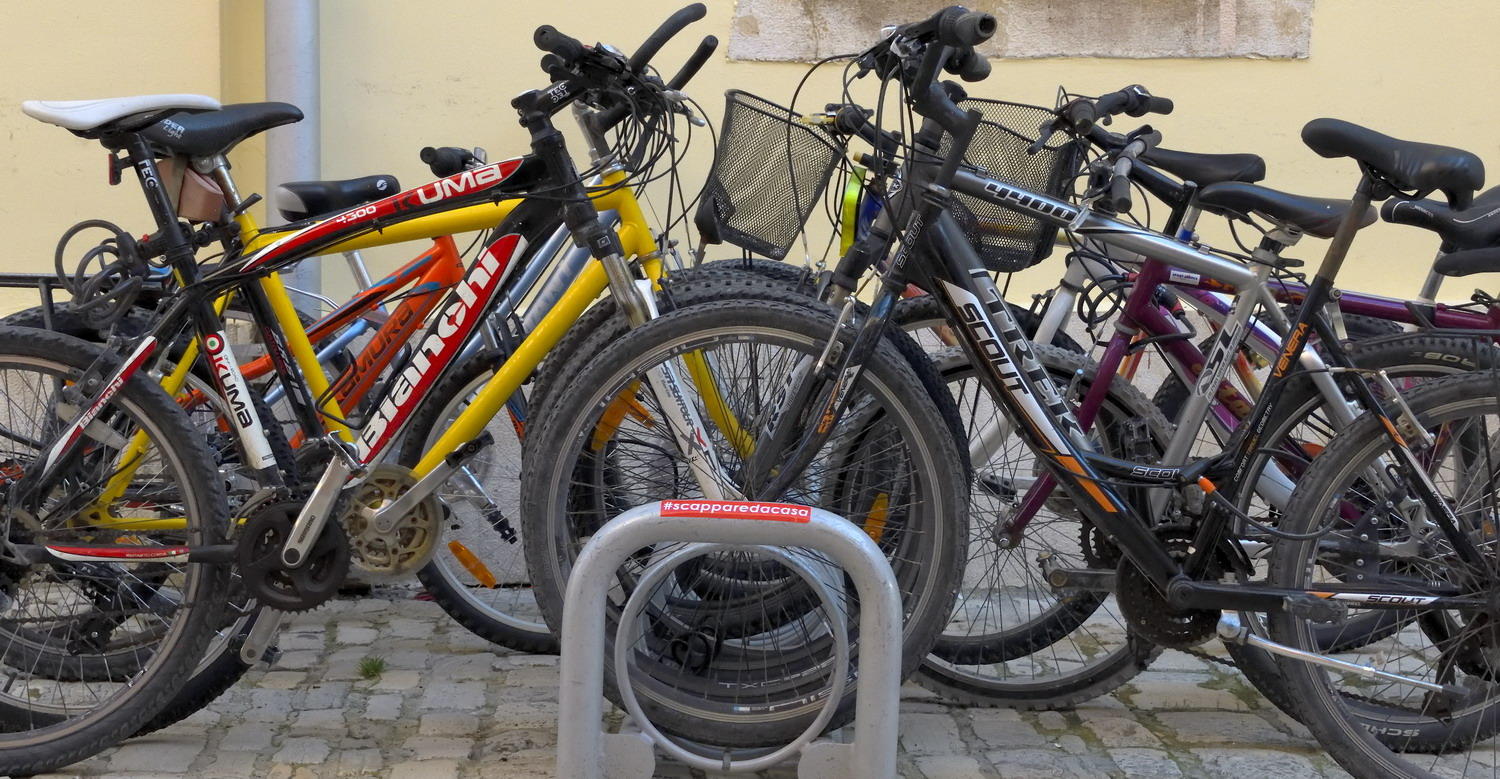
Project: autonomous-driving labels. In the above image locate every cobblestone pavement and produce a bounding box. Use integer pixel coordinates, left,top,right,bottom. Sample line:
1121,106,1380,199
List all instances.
39,593,1368,779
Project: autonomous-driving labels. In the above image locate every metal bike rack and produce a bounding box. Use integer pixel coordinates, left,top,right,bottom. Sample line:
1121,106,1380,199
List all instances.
555,500,903,779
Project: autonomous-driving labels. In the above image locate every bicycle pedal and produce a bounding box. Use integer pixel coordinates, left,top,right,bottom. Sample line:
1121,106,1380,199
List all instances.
1038,555,1116,593
1282,593,1347,624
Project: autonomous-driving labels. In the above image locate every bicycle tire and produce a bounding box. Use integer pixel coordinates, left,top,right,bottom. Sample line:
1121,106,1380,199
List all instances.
1222,334,1500,750
520,298,966,747
3,303,299,737
0,327,229,776
915,345,1168,708
1266,371,1500,776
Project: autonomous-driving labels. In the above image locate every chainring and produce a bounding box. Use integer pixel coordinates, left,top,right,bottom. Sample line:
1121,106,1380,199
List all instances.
340,464,442,578
1116,527,1221,648
1079,520,1121,569
236,501,350,612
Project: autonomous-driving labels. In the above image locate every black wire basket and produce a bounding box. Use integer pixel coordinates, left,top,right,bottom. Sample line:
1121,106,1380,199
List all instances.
942,98,1083,273
694,90,844,261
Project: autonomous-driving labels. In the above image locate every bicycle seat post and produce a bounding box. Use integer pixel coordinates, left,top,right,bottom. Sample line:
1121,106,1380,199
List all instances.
1308,174,1376,287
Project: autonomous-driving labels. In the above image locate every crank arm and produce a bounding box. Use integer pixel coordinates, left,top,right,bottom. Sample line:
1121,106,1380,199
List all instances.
238,607,288,665
281,455,356,567
372,431,494,534
1038,555,1115,593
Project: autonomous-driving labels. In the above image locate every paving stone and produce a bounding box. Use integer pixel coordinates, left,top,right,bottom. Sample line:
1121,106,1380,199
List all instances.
503,665,561,687
1108,748,1184,777
371,669,423,691
365,692,404,721
1079,711,1163,748
389,759,462,779
419,711,480,735
968,708,1048,749
1155,711,1304,747
491,700,560,729
1191,747,1322,778
1126,679,1253,711
402,735,475,760
387,617,433,638
897,712,964,756
1152,650,1215,673
1035,710,1069,731
302,681,353,709
107,737,203,773
277,631,325,651
219,723,277,751
333,747,384,775
200,749,263,777
274,737,332,765
420,680,486,710
274,649,322,670
1055,734,1089,754
257,670,307,689
980,748,1092,778
915,754,992,778
290,707,347,733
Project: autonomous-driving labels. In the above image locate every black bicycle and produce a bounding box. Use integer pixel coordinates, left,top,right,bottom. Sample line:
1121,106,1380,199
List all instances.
525,8,1500,777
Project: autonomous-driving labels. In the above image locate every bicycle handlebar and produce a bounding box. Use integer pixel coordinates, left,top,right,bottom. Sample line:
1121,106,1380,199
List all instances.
667,35,718,91
1061,85,1173,134
533,25,586,64
628,3,707,74
420,146,478,178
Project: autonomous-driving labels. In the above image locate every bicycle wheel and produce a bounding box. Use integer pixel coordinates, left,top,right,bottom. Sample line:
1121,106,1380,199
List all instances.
521,298,966,747
915,344,1167,708
1,306,293,736
1207,334,1500,736
417,268,925,655
1268,371,1500,776
398,349,552,653
0,327,228,775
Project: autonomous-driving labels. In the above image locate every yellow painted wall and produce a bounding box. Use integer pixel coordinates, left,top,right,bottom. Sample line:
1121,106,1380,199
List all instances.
7,0,1500,312
0,0,221,311
303,0,1500,300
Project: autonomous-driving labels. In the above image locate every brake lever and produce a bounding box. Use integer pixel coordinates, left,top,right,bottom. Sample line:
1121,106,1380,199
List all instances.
1026,119,1058,155
665,90,707,127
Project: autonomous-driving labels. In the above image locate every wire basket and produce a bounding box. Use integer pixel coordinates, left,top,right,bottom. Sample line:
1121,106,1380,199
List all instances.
694,91,844,261
943,98,1083,273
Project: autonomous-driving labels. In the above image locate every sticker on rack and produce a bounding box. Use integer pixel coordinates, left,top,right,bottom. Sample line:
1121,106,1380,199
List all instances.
660,500,812,523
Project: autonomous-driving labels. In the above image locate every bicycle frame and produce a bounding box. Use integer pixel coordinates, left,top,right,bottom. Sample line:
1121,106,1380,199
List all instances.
35,145,666,545
798,133,1492,615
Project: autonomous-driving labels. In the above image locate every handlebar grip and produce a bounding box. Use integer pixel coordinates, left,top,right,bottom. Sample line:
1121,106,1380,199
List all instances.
1062,100,1100,133
1092,90,1133,120
420,146,476,178
832,105,900,155
534,25,586,63
666,34,718,90
946,48,990,82
1108,173,1133,213
539,53,569,80
628,3,707,74
1141,94,1174,116
938,10,997,47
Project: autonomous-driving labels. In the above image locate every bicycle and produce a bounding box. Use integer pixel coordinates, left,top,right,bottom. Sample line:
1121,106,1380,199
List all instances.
529,8,1500,775
811,84,1500,717
0,7,721,773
